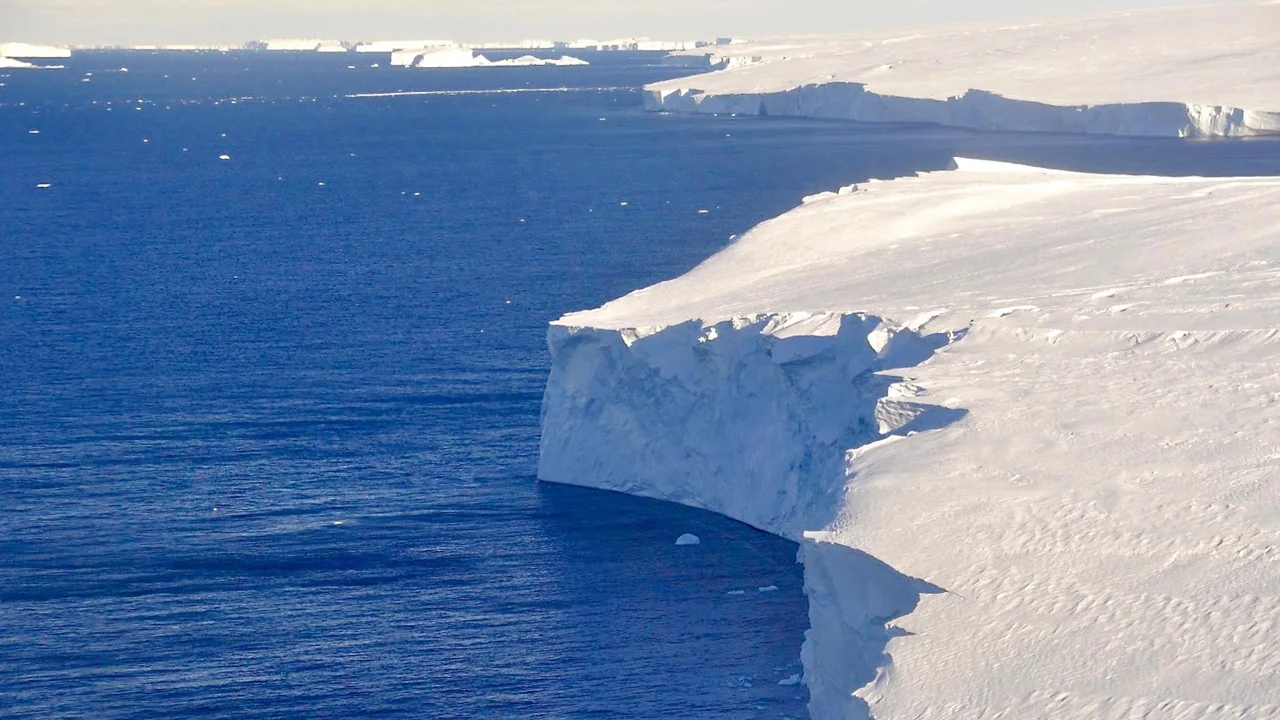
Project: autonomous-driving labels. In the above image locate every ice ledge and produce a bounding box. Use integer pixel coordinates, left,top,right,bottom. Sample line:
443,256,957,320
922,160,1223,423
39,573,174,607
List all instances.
643,83,1279,138
643,3,1280,138
538,160,1280,718
539,311,963,719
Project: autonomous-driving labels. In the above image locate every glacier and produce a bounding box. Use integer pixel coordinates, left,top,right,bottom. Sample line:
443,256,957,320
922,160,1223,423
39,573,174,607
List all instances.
644,2,1280,137
539,159,1280,718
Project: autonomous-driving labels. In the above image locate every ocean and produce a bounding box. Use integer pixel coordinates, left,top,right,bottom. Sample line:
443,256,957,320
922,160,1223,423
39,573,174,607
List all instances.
2,50,1278,719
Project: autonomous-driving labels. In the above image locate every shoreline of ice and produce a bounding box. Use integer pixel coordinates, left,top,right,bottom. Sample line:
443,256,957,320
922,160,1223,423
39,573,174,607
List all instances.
643,2,1280,138
539,158,1280,718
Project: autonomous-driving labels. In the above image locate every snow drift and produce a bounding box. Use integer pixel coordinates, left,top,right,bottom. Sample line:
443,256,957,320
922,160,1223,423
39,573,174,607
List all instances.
539,160,1280,718
645,2,1280,137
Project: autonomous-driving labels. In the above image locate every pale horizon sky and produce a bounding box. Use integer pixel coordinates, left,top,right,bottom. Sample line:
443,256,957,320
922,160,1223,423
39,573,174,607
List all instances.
1,0,1232,47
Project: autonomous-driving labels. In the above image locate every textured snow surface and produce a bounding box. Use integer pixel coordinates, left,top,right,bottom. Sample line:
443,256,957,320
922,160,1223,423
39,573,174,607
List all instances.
646,2,1280,137
540,160,1280,718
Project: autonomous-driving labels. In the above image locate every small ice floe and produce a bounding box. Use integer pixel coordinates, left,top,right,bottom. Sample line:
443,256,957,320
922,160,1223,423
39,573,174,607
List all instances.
675,533,700,546
697,209,709,214
726,590,746,596
142,138,149,143
347,65,356,69
35,183,51,188
370,63,380,68
28,129,39,134
333,521,344,526
619,201,628,206
758,585,779,593
218,154,231,161
318,181,326,186
778,674,802,686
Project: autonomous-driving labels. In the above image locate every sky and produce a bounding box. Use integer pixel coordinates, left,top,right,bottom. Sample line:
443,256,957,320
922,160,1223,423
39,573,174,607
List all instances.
1,0,1229,46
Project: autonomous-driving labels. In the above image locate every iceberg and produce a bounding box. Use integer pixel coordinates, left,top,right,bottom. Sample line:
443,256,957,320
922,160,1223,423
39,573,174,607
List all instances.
0,56,63,70
540,160,1280,718
0,42,71,58
391,48,588,68
645,2,1280,137
0,57,38,69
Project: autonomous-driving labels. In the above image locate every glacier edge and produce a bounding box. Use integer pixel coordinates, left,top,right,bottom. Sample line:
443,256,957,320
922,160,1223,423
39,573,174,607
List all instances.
537,312,961,718
643,83,1280,138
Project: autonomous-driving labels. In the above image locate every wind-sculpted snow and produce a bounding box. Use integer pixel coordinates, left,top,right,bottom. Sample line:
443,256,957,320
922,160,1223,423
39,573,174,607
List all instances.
646,2,1280,137
540,161,1280,718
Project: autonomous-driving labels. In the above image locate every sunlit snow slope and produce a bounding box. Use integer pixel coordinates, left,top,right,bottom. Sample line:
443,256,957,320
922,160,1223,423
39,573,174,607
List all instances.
645,2,1280,137
539,160,1280,718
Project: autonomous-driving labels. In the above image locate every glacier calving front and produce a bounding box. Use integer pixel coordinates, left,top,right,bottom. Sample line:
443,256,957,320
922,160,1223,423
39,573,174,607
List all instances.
644,3,1280,137
539,158,1280,718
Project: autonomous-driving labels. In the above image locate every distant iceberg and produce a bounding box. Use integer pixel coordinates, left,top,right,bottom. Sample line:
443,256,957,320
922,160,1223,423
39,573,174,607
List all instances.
390,48,588,69
0,56,62,70
0,42,71,58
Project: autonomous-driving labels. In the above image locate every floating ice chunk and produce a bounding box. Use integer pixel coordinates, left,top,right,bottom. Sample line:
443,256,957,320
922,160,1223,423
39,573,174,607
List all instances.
333,521,344,526
620,201,629,206
758,585,779,592
698,209,710,214
218,154,231,160
778,674,802,686
28,129,39,134
35,183,51,188
675,533,700,546
727,589,746,595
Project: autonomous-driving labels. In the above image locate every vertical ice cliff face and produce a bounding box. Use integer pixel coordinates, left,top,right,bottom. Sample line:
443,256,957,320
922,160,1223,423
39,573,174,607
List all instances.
539,162,1280,718
539,311,959,717
642,4,1280,139
644,84,1280,138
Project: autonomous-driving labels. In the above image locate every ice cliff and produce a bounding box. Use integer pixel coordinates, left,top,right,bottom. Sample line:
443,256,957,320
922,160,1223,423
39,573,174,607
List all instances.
539,160,1280,718
644,2,1280,137
390,48,588,68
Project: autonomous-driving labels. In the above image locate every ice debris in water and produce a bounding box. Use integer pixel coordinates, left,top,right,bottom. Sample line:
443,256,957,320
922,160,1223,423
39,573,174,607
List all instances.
219,154,230,161
675,533,700,546
758,585,779,593
778,674,802,686
727,590,746,595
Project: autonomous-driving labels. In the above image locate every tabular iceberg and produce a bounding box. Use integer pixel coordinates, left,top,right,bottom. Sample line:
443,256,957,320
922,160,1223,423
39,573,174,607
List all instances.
0,42,71,58
645,2,1280,137
539,160,1280,718
390,48,588,68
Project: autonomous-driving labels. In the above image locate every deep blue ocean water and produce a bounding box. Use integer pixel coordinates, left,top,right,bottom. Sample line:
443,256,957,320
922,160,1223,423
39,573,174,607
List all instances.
3,51,1279,719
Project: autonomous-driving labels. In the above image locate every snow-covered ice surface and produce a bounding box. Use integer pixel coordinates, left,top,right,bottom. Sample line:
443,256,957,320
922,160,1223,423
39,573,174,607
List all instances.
539,160,1280,718
645,2,1280,137
0,42,71,59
